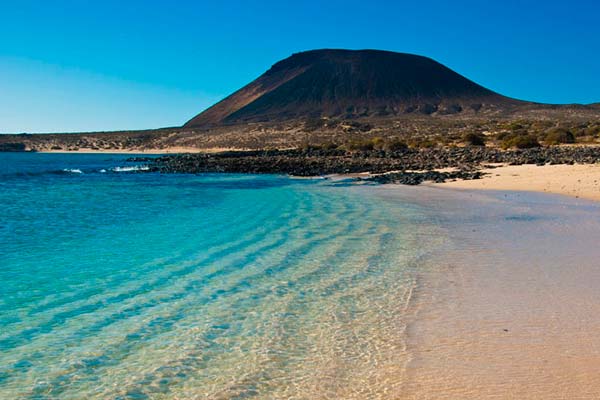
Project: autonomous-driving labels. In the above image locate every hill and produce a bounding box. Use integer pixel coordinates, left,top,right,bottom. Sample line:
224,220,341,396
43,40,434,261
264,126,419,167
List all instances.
185,49,523,127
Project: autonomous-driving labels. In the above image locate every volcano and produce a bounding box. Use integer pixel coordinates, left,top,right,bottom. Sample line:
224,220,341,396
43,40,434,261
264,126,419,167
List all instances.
185,49,522,127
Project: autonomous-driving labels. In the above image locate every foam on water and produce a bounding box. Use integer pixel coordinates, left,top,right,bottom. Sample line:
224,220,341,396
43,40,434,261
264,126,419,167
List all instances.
62,168,84,174
0,153,447,399
111,165,150,172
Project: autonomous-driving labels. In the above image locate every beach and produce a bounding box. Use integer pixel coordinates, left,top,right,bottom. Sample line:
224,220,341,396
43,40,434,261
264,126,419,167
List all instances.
375,186,600,398
435,163,600,201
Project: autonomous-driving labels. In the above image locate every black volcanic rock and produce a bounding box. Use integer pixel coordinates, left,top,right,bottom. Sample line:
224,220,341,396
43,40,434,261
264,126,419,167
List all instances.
185,49,521,127
0,143,28,152
147,146,600,184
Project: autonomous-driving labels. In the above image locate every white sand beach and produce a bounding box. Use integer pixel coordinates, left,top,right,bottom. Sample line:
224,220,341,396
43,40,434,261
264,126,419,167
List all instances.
435,163,600,202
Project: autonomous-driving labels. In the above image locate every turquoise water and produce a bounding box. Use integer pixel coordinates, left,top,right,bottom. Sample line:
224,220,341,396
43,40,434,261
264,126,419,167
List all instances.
0,153,444,399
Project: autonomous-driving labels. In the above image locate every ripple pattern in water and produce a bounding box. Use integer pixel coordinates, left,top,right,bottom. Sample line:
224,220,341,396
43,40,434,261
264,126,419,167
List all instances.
0,153,445,399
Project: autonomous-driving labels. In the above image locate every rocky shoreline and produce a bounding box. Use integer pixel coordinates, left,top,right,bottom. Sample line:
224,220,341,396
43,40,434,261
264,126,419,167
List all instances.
136,146,600,185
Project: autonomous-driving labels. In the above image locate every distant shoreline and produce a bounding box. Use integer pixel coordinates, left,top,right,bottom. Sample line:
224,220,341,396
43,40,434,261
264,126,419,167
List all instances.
3,146,599,202
36,147,232,154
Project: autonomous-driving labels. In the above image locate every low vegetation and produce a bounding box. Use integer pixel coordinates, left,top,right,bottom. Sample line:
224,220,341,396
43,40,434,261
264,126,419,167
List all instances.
543,128,575,145
462,132,486,146
501,134,541,149
297,117,600,152
301,136,409,152
2,117,599,153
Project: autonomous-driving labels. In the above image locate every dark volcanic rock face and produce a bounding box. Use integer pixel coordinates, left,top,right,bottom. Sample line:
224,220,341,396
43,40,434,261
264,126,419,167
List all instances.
0,143,28,152
184,49,520,127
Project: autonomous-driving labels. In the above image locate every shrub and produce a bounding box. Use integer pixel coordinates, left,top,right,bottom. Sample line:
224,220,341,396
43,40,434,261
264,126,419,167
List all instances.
343,137,409,152
544,128,575,145
572,128,586,137
304,118,326,131
383,138,408,151
371,137,385,150
502,135,540,149
496,131,513,141
345,139,375,151
462,132,486,146
321,142,339,150
584,125,600,137
509,122,524,131
348,121,373,132
408,139,437,149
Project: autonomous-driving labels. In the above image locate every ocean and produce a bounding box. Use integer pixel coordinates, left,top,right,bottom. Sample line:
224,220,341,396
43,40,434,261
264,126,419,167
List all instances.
0,153,447,399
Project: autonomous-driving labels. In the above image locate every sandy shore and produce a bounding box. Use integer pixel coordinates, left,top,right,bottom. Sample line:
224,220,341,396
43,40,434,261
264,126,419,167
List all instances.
375,186,600,398
434,163,600,201
37,146,237,154
32,150,600,202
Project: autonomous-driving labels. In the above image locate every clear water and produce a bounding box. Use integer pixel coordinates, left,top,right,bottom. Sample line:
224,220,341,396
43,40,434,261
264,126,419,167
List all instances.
0,153,445,399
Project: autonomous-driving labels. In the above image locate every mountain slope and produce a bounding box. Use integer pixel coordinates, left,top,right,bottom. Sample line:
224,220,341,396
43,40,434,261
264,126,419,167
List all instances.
185,49,522,127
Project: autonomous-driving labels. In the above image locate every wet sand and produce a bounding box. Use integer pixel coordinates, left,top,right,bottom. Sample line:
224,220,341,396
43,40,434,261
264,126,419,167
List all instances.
376,186,600,398
435,163,600,201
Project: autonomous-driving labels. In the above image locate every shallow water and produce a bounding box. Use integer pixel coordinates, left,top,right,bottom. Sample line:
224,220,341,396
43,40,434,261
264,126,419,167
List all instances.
0,153,450,399
6,154,600,399
377,186,600,399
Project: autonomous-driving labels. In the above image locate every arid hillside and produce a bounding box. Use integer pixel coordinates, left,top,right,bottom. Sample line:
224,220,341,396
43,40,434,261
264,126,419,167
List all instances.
1,49,599,152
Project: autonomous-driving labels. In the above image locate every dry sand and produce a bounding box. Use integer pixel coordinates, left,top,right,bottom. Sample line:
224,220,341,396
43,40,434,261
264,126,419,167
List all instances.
434,163,600,201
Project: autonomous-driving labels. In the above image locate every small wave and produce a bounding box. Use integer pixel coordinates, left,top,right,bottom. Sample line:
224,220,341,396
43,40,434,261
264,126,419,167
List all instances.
111,165,150,172
62,168,84,174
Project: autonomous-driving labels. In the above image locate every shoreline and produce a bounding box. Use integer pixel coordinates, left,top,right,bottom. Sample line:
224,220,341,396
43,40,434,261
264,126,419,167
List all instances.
373,186,600,398
6,147,600,201
34,147,234,154
432,163,600,202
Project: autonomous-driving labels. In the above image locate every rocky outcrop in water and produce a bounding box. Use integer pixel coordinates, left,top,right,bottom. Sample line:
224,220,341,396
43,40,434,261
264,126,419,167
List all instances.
364,170,485,185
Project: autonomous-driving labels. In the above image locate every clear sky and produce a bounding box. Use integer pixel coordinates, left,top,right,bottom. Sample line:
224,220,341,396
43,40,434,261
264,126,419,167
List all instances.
1,0,599,133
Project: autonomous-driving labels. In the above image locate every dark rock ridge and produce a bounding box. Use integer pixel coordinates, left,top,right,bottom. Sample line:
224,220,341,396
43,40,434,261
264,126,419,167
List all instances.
0,143,29,152
366,170,485,185
145,146,600,185
185,49,522,127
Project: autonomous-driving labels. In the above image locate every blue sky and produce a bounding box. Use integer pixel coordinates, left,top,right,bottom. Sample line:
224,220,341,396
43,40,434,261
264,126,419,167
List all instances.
1,0,599,133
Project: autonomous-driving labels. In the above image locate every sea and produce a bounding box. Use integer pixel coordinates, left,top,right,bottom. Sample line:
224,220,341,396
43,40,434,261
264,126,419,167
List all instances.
0,152,449,399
